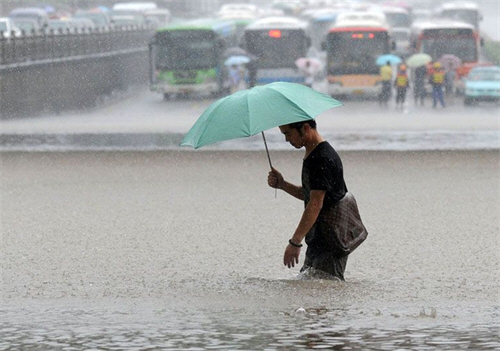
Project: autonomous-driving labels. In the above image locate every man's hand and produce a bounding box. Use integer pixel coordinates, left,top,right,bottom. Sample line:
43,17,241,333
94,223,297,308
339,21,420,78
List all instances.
268,167,284,189
283,244,301,268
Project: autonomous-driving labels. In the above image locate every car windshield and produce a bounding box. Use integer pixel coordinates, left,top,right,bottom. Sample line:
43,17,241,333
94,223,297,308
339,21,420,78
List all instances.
74,13,108,26
468,71,500,81
14,20,36,30
0,22,7,31
49,21,69,29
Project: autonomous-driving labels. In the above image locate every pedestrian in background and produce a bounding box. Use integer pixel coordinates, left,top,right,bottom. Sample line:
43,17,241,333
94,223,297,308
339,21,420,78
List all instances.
229,64,242,94
395,64,409,110
444,67,456,97
302,61,315,88
379,61,393,107
429,62,446,108
413,65,427,106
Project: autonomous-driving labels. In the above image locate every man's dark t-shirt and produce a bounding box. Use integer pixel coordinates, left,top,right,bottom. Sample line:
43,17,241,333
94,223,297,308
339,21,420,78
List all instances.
302,141,347,208
301,141,351,279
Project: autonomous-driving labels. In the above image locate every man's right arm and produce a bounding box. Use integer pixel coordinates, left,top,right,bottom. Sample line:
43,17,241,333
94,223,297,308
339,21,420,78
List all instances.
279,180,304,200
268,167,303,200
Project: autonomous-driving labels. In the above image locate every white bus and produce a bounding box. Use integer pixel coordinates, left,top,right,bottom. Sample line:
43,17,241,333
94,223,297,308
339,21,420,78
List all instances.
323,12,392,97
435,1,482,31
242,16,311,85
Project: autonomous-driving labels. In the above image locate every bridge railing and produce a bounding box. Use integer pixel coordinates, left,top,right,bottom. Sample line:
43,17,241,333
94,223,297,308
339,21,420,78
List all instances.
0,25,154,66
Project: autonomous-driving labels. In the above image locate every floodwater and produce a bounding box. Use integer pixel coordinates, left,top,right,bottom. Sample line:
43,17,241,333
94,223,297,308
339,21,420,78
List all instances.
1,149,499,350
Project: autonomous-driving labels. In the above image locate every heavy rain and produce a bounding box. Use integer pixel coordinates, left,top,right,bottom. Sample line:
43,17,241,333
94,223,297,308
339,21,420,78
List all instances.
0,0,499,350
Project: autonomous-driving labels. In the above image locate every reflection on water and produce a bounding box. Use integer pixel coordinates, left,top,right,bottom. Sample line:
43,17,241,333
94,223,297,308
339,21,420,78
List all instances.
1,306,498,350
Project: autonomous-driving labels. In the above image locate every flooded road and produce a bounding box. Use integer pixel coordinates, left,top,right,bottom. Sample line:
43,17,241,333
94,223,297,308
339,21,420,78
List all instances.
1,149,499,350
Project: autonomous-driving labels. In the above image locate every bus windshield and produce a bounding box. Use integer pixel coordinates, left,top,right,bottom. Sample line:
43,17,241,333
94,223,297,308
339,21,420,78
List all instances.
384,12,411,28
421,37,477,62
441,10,478,28
327,31,389,75
155,30,217,70
245,29,308,68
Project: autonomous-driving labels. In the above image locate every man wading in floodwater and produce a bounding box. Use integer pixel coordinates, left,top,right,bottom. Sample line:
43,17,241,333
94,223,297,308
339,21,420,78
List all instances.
267,120,367,280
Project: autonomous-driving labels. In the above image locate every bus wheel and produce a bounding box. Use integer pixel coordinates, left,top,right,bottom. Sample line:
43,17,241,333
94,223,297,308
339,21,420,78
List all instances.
163,93,171,101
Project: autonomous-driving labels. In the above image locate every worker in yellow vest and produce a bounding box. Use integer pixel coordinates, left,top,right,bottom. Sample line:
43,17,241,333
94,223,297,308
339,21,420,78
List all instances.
429,62,446,108
394,64,410,110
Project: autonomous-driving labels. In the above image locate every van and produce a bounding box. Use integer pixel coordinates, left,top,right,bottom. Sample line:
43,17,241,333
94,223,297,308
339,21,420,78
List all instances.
8,8,49,29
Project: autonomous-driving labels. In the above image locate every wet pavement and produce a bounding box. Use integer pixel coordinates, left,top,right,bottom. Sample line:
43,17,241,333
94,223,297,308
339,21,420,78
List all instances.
1,150,499,350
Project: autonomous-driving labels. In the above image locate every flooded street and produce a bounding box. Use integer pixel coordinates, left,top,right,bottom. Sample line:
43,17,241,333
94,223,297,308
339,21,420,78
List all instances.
1,149,499,350
1,0,500,347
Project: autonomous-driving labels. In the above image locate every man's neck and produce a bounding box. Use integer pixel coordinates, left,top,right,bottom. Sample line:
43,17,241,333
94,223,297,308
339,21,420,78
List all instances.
304,132,325,158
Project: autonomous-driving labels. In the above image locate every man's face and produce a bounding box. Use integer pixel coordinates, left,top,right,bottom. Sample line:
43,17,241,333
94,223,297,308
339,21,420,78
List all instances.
279,125,304,149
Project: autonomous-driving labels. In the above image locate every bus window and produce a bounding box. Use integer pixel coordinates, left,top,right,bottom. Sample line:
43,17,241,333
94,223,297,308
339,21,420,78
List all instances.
327,31,389,75
245,30,307,69
156,31,217,70
421,37,477,62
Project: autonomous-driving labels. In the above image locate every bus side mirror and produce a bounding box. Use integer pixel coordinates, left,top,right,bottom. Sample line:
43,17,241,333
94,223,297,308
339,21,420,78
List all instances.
480,37,484,47
321,41,326,51
391,40,396,51
411,41,417,50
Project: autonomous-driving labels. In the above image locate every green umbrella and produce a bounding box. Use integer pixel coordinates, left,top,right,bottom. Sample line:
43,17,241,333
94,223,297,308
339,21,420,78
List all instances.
406,53,432,68
180,82,343,167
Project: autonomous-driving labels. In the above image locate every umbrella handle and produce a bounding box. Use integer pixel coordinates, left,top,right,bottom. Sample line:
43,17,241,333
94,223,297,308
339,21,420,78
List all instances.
261,131,273,169
261,131,277,198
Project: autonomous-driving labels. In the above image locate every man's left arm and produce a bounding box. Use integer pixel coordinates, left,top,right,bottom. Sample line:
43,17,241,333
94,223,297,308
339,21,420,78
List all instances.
284,190,326,268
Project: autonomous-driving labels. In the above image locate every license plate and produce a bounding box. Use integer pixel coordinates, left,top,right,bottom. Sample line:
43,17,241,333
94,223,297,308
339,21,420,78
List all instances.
353,89,364,94
180,89,192,94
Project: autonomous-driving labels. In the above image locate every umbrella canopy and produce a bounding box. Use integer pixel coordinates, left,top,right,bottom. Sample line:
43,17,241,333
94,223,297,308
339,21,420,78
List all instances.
180,82,343,149
439,54,462,70
376,54,402,66
406,53,432,68
224,55,251,66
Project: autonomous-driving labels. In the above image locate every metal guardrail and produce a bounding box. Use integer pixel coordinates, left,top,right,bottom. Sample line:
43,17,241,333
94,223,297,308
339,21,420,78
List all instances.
0,26,154,66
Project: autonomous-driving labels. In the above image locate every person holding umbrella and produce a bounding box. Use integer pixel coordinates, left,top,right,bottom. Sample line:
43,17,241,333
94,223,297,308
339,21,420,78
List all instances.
413,65,427,106
181,82,367,280
267,120,367,280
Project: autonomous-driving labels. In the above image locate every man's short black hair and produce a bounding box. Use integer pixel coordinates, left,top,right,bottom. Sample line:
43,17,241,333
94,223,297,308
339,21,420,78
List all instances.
288,120,317,131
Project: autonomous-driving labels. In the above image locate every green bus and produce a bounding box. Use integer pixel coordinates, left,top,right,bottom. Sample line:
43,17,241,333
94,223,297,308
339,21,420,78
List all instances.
149,18,238,100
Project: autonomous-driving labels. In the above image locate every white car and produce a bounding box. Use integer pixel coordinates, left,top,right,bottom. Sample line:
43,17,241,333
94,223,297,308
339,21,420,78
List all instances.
0,17,22,38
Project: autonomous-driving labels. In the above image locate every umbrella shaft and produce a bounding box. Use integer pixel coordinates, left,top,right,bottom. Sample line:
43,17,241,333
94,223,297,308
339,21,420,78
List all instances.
261,132,273,169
